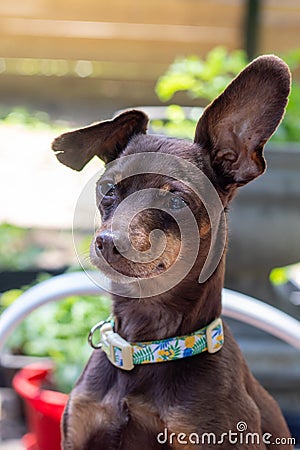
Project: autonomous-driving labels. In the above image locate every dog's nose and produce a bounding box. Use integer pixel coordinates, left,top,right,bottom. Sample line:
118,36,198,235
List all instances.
95,230,121,263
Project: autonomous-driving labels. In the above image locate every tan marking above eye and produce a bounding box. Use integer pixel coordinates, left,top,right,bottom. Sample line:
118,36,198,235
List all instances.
157,184,172,197
200,220,211,237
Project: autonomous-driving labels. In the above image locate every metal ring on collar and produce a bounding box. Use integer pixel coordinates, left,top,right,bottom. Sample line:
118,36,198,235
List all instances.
88,320,106,349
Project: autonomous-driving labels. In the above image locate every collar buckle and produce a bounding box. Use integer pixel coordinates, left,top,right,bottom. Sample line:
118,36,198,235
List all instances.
99,322,134,371
206,317,224,353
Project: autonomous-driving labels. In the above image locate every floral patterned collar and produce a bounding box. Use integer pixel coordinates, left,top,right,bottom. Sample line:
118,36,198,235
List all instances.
88,317,224,371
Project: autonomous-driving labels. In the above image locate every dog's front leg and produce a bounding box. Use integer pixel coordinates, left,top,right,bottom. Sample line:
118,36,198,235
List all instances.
61,391,130,450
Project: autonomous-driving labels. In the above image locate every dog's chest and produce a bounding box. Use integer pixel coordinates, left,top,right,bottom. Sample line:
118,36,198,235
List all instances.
66,390,159,447
66,390,208,450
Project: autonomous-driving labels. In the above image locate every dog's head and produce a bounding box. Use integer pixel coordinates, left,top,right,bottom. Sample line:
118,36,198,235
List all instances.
53,56,290,290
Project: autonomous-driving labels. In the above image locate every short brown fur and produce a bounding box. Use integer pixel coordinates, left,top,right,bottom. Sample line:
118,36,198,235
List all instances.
53,55,293,449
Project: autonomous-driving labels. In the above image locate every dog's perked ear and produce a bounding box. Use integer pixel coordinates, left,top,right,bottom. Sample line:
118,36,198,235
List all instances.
194,55,291,187
52,110,149,171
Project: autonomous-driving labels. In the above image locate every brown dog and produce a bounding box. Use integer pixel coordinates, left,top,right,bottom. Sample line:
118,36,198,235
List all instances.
52,55,293,449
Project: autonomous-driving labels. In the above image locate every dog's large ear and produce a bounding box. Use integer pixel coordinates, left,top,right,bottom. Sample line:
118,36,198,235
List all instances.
52,110,149,171
194,55,291,187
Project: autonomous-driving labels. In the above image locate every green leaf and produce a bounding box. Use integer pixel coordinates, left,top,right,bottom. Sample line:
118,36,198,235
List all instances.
1,289,23,307
133,346,155,364
155,47,247,103
192,336,207,355
169,342,181,359
270,267,289,286
155,46,300,143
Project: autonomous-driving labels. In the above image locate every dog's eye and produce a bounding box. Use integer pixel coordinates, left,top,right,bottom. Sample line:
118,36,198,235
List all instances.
98,182,116,197
168,196,187,210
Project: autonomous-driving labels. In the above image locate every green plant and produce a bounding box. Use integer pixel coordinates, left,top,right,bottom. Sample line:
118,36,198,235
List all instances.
1,280,111,393
0,223,80,271
154,46,300,143
0,106,66,131
269,262,300,287
0,223,43,270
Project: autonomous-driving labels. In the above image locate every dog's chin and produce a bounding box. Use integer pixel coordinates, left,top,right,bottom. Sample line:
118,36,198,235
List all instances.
90,253,168,283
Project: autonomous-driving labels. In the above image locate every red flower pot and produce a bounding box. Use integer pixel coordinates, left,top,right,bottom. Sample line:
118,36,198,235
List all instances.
13,363,68,450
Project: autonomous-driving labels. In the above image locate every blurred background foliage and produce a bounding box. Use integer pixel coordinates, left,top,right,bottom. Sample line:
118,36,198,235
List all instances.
1,283,111,393
154,46,300,142
0,224,43,271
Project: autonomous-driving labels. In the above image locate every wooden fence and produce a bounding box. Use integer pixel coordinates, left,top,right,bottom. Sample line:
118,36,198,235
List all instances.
0,0,299,107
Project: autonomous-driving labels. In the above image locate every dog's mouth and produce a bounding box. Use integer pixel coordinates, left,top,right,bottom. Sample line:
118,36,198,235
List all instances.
90,249,170,280
113,260,167,279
